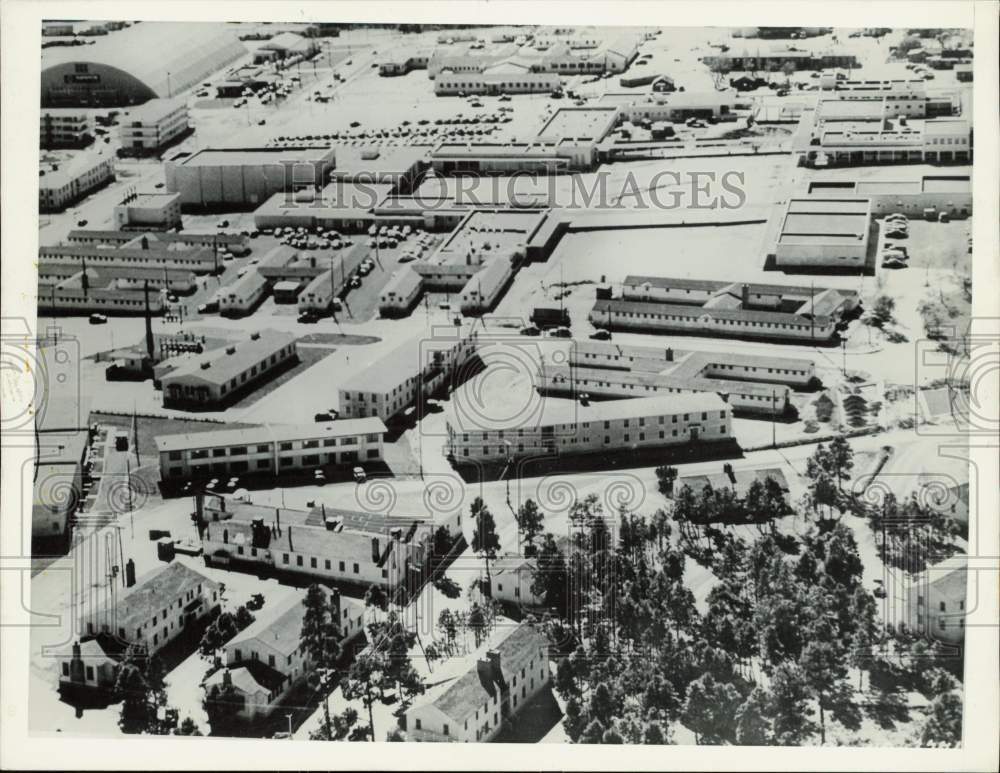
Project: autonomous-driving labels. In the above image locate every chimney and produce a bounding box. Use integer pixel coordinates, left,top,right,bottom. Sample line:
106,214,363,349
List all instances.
222,669,232,687
741,283,750,307
476,657,493,686
125,558,136,587
371,537,380,563
141,236,149,250
330,587,341,622
69,641,85,683
665,347,673,362
487,649,503,684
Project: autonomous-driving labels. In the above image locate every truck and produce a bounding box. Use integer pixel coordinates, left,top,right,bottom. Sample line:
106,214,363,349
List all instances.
530,307,570,330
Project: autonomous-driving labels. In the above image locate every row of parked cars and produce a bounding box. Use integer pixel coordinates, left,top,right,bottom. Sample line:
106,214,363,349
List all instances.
881,213,910,268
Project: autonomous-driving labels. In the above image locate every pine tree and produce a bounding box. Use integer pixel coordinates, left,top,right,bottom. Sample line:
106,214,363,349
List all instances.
580,718,607,744
470,497,501,587
735,685,772,745
299,584,343,736
516,499,545,556
919,689,963,747
769,662,816,745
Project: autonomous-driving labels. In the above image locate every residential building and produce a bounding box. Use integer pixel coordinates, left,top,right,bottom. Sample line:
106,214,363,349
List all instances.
159,330,297,408
774,197,873,269
434,70,561,96
66,228,249,256
405,622,551,742
538,340,815,416
380,49,432,76
198,494,431,592
37,274,166,316
39,240,217,274
32,430,91,547
165,146,336,210
156,417,386,482
60,562,222,690
38,262,198,294
112,192,183,230
218,269,269,317
338,326,481,423
206,587,364,719
701,49,859,72
897,555,968,646
446,391,732,464
809,117,971,167
489,556,545,608
40,109,92,148
39,153,115,212
379,266,424,317
593,277,858,341
118,98,190,156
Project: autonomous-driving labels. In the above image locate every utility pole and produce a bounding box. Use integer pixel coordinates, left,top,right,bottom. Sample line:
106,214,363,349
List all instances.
771,389,777,449
841,337,847,376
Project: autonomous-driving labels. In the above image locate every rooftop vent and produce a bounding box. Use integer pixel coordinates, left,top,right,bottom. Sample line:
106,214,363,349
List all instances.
200,361,211,370
225,345,237,355
250,332,260,340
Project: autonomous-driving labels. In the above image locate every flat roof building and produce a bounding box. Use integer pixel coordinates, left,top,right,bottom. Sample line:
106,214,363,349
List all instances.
39,152,115,212
165,146,336,210
119,98,190,157
775,197,872,270
40,109,92,149
806,174,972,218
112,191,182,231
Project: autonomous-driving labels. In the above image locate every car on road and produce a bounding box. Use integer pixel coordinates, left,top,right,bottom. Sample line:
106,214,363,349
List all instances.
352,466,366,483
88,313,108,325
298,311,319,323
77,219,88,226
549,326,573,338
589,329,612,340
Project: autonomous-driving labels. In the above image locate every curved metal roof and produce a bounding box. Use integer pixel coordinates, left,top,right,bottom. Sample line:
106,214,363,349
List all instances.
42,22,247,99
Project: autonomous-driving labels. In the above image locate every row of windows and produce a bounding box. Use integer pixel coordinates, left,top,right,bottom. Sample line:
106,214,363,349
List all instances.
607,310,823,332
461,426,723,456
175,434,375,461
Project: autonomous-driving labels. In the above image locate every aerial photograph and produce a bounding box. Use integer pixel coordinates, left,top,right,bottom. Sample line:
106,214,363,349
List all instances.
22,18,982,750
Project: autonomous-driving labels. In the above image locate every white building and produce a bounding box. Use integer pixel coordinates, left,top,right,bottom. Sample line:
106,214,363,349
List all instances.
40,109,92,148
338,326,481,423
119,98,190,156
198,494,430,592
206,587,364,719
895,554,967,646
805,174,971,219
39,153,115,212
218,269,269,316
379,266,424,317
775,197,872,269
405,622,551,742
112,192,182,230
157,417,386,482
159,330,297,408
446,391,732,464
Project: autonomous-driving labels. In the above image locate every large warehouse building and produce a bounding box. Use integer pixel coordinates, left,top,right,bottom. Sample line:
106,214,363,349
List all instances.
41,22,246,107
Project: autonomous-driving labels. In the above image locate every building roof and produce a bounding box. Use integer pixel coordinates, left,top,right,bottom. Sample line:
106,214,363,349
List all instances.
159,329,295,387
67,229,246,246
122,98,185,125
536,106,620,142
778,198,871,246
261,31,312,53
206,661,286,695
155,416,386,453
571,341,814,374
41,22,247,104
381,266,422,298
173,146,335,168
621,275,857,302
88,562,220,637
228,587,359,657
593,297,835,327
39,151,114,191
417,622,547,722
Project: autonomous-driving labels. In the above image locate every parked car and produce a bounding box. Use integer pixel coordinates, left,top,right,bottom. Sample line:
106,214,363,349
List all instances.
589,329,612,340
77,219,88,227
549,327,573,338
352,466,367,483
173,538,202,556
88,313,108,325
520,325,541,337
298,311,319,323
882,254,908,268
349,276,362,288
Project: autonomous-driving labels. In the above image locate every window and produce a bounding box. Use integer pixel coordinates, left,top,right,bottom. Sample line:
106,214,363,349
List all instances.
86,666,94,680
283,553,289,564
443,724,449,736
297,555,303,566
353,563,359,574
415,719,422,730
